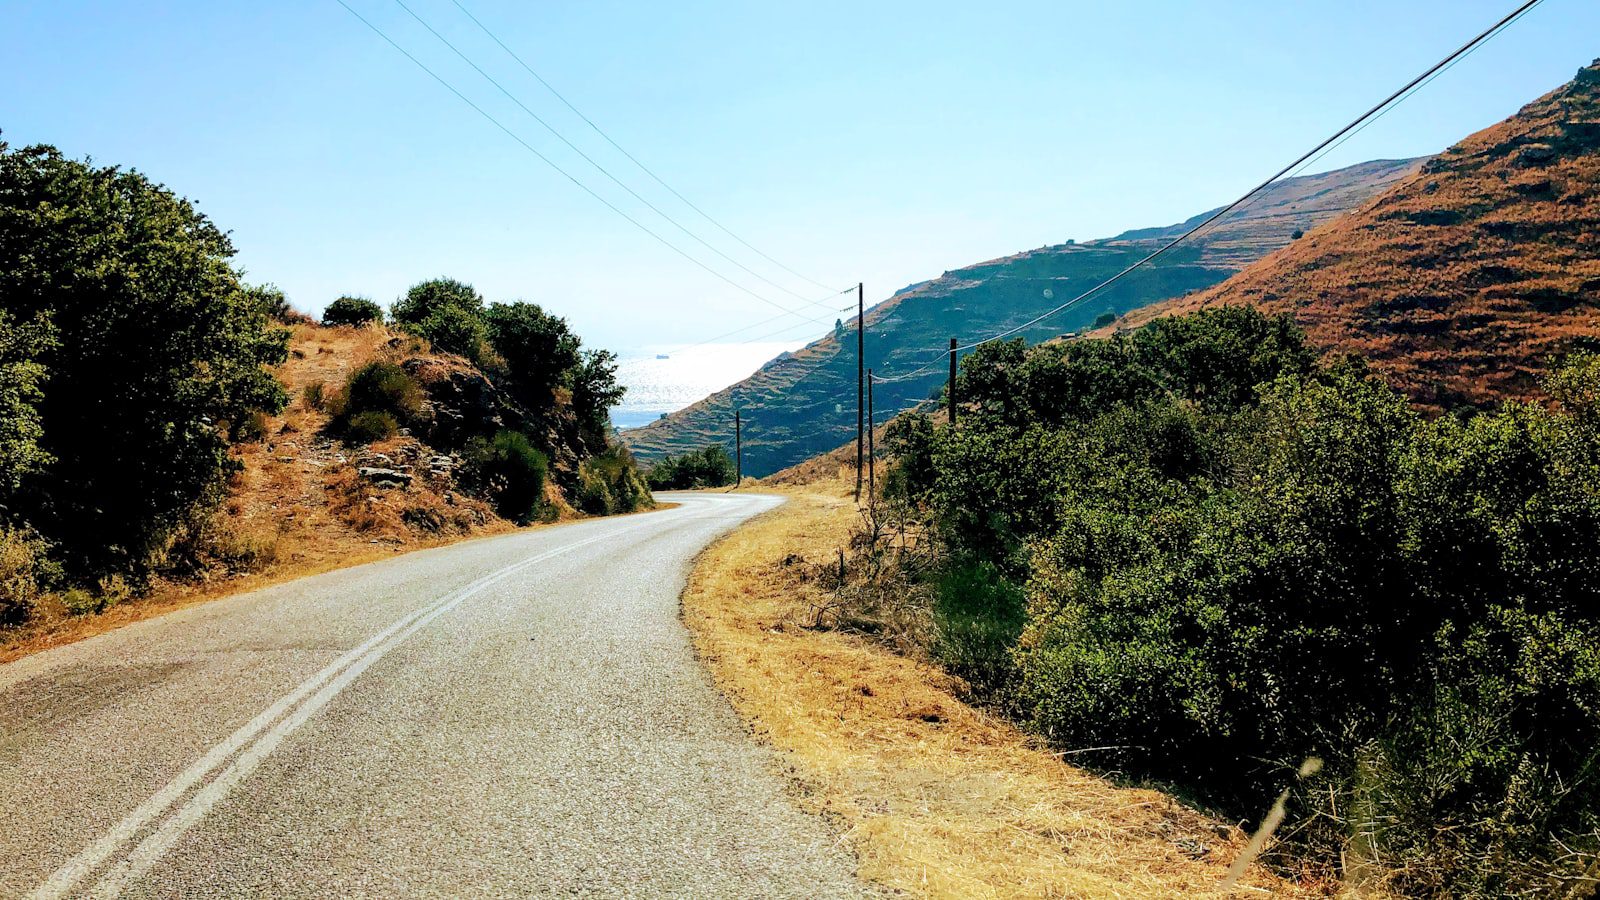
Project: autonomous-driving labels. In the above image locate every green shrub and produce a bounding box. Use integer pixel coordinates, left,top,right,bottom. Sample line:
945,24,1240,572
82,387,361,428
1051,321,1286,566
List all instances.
0,310,54,496
391,278,492,363
647,445,735,489
233,410,270,443
344,410,398,444
463,430,548,523
321,295,382,327
330,361,422,443
483,301,580,410
576,446,654,515
931,561,1025,702
0,140,289,577
343,361,422,419
874,308,1600,892
576,467,614,516
882,412,937,506
1092,311,1116,329
60,587,100,616
58,572,134,618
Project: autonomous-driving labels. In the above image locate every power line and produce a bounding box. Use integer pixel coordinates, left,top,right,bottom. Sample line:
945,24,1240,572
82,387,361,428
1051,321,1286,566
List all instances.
332,0,834,326
871,0,1546,384
665,286,852,357
447,0,839,294
385,0,841,314
1122,0,1543,282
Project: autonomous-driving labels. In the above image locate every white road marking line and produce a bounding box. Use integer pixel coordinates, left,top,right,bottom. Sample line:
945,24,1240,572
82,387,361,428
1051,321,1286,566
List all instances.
29,512,686,900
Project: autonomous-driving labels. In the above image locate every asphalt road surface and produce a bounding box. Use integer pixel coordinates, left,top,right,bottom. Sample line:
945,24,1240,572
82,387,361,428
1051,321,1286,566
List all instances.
0,492,869,898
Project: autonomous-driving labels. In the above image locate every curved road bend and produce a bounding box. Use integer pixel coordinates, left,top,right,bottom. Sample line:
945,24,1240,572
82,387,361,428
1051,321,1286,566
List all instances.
0,492,870,898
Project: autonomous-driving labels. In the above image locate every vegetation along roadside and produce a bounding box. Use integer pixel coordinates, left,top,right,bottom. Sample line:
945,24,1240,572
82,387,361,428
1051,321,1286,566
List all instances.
823,305,1600,897
682,472,1314,898
0,138,654,660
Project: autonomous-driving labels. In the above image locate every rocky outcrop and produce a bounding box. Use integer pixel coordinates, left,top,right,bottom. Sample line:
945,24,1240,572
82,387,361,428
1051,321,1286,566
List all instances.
401,357,527,450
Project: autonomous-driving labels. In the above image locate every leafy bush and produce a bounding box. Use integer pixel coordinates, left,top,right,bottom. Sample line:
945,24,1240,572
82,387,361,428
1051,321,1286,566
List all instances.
232,410,270,443
931,561,1025,702
390,278,492,363
252,284,309,324
0,309,55,494
647,445,735,489
483,301,580,410
870,306,1600,893
322,295,382,327
0,140,288,577
570,349,624,448
344,410,398,444
330,361,423,443
463,430,548,523
575,468,613,516
576,446,654,515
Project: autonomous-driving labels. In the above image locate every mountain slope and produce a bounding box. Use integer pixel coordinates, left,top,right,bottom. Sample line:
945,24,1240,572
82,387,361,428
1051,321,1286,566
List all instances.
1126,60,1600,410
624,158,1421,476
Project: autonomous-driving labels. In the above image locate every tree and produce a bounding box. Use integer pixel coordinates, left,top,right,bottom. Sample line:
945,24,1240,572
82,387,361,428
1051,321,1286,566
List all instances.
571,348,625,447
647,445,735,489
0,309,55,497
483,302,581,412
0,140,288,575
322,295,383,327
390,278,491,362
391,277,483,324
463,430,548,523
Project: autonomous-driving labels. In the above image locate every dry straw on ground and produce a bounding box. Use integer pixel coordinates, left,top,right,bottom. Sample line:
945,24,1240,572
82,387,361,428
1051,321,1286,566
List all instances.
683,471,1326,899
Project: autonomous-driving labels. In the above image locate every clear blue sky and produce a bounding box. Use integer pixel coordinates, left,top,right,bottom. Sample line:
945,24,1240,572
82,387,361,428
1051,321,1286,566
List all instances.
4,0,1596,355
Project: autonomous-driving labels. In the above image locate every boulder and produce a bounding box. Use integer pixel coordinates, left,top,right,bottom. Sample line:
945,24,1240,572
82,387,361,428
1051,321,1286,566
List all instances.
358,467,412,487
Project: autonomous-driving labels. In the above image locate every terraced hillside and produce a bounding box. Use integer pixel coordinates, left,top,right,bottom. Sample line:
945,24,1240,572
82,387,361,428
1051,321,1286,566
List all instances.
1127,60,1600,411
624,158,1421,476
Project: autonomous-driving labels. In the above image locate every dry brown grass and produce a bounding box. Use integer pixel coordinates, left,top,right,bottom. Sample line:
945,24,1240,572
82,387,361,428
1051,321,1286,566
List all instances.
1124,61,1600,412
684,475,1326,898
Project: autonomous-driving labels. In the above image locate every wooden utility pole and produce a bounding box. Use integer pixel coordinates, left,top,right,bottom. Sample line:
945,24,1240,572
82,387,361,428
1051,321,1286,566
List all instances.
866,369,876,499
948,337,958,427
855,282,865,502
734,408,742,487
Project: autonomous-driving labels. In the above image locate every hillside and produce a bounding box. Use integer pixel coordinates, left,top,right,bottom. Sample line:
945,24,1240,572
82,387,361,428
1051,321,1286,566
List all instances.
623,158,1421,476
1125,60,1600,410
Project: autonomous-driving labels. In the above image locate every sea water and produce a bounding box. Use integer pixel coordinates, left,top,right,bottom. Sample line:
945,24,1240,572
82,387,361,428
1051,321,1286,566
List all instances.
611,341,807,430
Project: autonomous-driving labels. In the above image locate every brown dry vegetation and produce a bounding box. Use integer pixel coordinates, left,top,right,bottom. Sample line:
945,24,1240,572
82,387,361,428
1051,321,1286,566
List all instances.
1126,61,1600,411
684,473,1325,898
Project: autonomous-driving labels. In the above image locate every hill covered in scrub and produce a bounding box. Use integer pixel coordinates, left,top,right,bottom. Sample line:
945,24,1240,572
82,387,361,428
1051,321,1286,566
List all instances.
622,157,1421,476
1126,59,1600,410
0,139,650,648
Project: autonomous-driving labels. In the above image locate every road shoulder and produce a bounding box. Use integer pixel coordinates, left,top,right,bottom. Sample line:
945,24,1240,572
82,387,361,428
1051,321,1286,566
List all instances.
682,478,1319,898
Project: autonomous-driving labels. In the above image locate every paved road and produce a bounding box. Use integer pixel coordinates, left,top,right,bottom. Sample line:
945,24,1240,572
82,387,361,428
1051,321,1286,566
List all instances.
0,493,869,898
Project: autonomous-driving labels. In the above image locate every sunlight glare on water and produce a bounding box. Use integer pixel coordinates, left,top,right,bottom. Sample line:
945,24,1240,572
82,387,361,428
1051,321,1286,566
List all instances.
612,341,810,430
